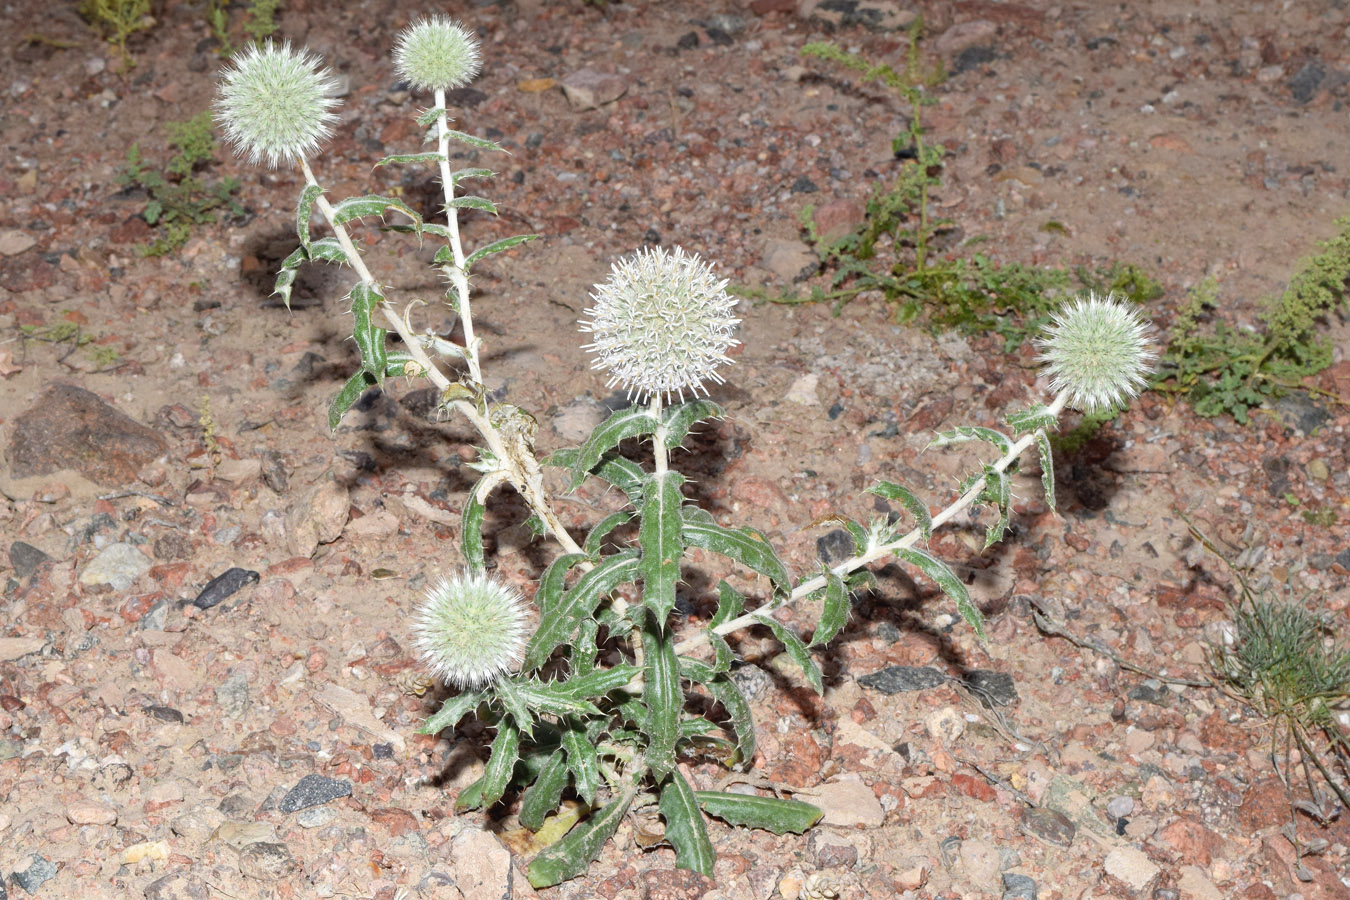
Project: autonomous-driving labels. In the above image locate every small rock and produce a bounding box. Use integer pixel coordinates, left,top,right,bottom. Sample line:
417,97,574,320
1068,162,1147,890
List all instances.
143,871,208,900
122,840,169,865
810,0,917,31
146,780,185,806
785,373,820,405
237,842,298,881
314,682,407,752
285,481,349,557
925,706,965,744
261,450,288,493
6,383,167,485
816,529,854,565
1018,807,1075,847
760,238,818,283
193,567,260,610
1176,865,1223,900
0,637,45,662
279,774,352,812
1106,796,1135,819
215,669,252,718
448,827,515,899
215,457,261,484
171,806,227,843
727,663,773,703
960,838,1001,888
895,865,927,890
858,665,947,694
10,855,58,893
1287,61,1325,103
295,806,336,828
212,821,275,848
560,67,628,110
935,19,999,56
9,541,51,578
65,799,117,825
963,669,1018,707
0,229,37,256
808,830,859,868
144,705,185,724
1103,845,1159,891
813,774,884,827
1002,872,1038,900
80,542,151,591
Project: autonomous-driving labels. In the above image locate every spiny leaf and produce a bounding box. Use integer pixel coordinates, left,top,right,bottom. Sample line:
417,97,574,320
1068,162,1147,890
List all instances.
296,183,323,251
373,151,446,168
641,618,681,780
584,510,634,558
752,613,823,694
545,448,646,503
450,167,494,183
929,425,1014,456
527,792,634,889
445,195,498,215
1035,429,1056,514
479,718,521,808
706,674,756,765
461,473,498,575
982,467,1012,549
522,550,639,671
331,194,423,233
638,471,686,623
662,399,724,450
328,370,375,431
446,130,509,153
464,233,539,269
519,749,569,831
416,106,445,127
568,408,660,490
535,553,586,618
896,547,986,641
660,770,716,875
695,791,823,835
866,480,932,539
348,282,388,384
419,689,482,735
682,515,790,593
562,725,599,806
810,568,850,648
1007,404,1058,435
306,236,347,263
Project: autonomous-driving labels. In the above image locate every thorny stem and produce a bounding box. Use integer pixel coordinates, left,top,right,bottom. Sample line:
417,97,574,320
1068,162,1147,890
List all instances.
298,158,585,559
673,391,1072,657
433,89,482,386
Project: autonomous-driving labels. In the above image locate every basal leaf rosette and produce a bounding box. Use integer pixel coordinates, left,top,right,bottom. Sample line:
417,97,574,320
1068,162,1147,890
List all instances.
393,16,482,94
580,246,741,401
412,570,530,690
214,41,341,169
1037,292,1156,412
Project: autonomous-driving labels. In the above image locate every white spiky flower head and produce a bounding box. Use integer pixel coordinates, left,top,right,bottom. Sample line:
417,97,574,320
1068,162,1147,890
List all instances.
1037,292,1156,412
214,41,340,169
393,17,482,94
412,570,529,690
580,246,741,401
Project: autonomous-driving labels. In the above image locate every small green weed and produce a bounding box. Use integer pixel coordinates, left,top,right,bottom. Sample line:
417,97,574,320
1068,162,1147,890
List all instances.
18,320,121,370
208,0,281,55
117,112,243,257
79,0,153,70
1155,220,1350,424
785,33,1161,354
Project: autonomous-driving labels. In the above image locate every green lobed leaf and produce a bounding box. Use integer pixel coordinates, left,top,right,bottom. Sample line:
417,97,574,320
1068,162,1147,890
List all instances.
518,750,569,832
561,724,599,806
461,474,498,575
348,282,389,384
810,569,850,648
328,370,376,431
455,741,556,812
545,448,646,503
306,236,348,263
419,689,483,735
641,617,681,780
522,550,640,671
568,408,661,490
752,613,823,694
1007,404,1058,435
1035,429,1056,514
416,106,445,127
272,246,307,310
527,792,635,889
682,515,790,593
661,399,724,450
660,770,716,875
464,233,539,269
373,151,446,168
570,617,600,678
535,553,586,618
694,791,822,835
446,129,509,153
557,664,641,700
928,425,1014,456
450,167,494,183
296,183,323,251
479,718,522,808
445,195,498,215
866,481,933,539
678,655,718,685
331,194,423,233
638,471,686,623
505,679,602,720
982,467,1012,549
493,680,535,740
706,674,756,765
710,580,745,628
895,547,986,641
584,510,634,558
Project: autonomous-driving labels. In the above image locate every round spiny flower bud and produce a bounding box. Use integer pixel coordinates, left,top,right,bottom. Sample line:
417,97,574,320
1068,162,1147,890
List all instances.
214,41,340,169
393,17,481,94
1037,292,1155,412
580,246,740,401
412,570,529,690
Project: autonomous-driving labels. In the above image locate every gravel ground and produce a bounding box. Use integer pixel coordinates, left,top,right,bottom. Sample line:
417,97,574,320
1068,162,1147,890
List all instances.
2,1,1349,899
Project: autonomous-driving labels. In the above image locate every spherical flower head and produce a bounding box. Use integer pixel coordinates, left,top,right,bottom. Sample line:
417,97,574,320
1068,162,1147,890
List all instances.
214,41,340,169
1037,292,1156,412
580,246,741,401
412,570,529,690
393,17,481,94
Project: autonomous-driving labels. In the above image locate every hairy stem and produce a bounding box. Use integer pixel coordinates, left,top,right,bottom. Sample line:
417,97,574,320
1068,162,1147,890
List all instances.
433,89,482,385
673,391,1070,656
650,394,668,476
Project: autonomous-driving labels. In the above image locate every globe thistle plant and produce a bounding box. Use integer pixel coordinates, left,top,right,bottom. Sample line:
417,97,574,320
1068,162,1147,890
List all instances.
214,41,340,168
1037,292,1156,412
580,246,740,401
393,16,481,94
412,571,529,690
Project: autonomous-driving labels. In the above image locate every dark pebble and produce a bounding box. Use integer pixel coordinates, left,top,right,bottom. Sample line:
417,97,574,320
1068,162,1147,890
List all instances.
193,567,260,609
143,705,185,724
372,743,394,759
260,452,287,493
1287,61,1325,103
858,665,947,694
10,855,57,893
816,528,855,564
1127,682,1169,706
952,45,998,75
677,31,699,50
279,774,352,813
8,541,51,579
1002,872,1038,900
963,669,1018,707
446,87,488,108
791,175,819,193
705,26,734,46
1019,807,1075,847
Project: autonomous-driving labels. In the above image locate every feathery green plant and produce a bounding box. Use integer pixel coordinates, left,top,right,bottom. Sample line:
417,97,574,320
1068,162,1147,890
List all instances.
79,0,152,70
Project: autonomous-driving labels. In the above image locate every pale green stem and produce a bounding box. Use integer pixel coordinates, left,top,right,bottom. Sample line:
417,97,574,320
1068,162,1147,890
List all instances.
672,391,1071,657
650,394,668,476
433,88,482,385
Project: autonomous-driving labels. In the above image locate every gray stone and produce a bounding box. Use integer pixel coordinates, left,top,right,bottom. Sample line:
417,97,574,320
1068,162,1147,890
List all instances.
296,806,336,829
9,855,57,893
448,828,514,900
8,541,51,578
0,230,37,257
1001,872,1038,900
215,670,251,719
858,665,947,694
808,830,859,868
1106,795,1135,819
1018,807,1075,847
143,871,208,900
285,481,349,557
816,528,854,565
279,774,352,813
6,383,166,485
760,238,818,283
561,68,628,110
963,669,1018,707
79,542,151,591
812,775,884,828
1287,61,1325,103
1102,845,1159,891
237,842,298,881
171,806,227,843
811,0,916,31
728,663,773,703
193,567,260,610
